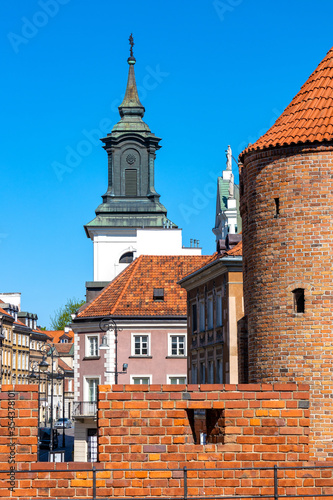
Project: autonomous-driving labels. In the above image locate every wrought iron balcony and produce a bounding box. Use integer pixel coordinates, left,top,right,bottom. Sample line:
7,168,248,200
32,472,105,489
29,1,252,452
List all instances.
72,401,97,417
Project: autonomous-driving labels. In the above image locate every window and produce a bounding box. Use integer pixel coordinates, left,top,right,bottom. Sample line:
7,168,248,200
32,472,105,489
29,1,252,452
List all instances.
191,363,198,384
169,335,186,357
207,296,213,330
131,376,151,385
200,362,206,384
87,429,98,462
199,301,205,332
12,353,16,369
168,376,186,384
153,288,164,301
216,293,222,327
119,252,134,264
125,169,137,196
87,378,99,402
86,335,99,357
13,333,16,345
68,380,73,392
192,304,197,333
18,353,22,370
208,360,214,383
216,358,223,384
293,288,305,313
18,334,21,346
132,334,149,356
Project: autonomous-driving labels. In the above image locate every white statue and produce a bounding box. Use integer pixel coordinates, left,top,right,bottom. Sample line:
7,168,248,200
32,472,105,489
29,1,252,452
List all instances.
226,145,232,171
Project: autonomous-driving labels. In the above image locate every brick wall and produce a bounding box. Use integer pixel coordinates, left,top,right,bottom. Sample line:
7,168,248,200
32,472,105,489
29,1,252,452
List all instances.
239,142,333,459
0,384,333,499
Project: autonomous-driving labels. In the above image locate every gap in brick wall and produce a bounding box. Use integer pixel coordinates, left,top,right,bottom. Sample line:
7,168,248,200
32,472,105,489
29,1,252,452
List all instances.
187,408,224,444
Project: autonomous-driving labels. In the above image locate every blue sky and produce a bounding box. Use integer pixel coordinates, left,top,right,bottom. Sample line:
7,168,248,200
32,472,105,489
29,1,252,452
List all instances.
1,0,332,327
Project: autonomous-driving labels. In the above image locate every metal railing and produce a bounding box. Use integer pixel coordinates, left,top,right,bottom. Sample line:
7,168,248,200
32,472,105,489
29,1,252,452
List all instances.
1,463,332,500
72,400,97,417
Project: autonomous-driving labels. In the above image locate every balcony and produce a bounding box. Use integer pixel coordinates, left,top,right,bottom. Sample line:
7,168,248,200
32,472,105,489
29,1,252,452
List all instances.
72,401,97,417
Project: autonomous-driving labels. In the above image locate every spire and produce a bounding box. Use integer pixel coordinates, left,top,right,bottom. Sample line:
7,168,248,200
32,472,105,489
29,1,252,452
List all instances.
118,34,145,119
241,46,333,158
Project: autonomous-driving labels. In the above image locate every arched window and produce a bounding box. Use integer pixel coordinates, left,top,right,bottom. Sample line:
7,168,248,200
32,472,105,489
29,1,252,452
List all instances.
293,288,305,313
119,252,134,264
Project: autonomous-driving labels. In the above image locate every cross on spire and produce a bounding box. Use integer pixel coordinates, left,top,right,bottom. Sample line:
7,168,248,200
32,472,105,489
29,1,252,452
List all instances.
129,33,134,57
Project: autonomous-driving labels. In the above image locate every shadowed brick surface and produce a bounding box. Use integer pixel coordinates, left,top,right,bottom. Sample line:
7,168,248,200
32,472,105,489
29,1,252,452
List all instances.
239,142,333,460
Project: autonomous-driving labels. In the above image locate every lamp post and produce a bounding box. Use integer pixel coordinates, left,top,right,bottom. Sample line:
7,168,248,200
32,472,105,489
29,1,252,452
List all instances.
39,344,57,454
0,318,5,390
56,372,66,448
99,318,127,384
28,366,40,460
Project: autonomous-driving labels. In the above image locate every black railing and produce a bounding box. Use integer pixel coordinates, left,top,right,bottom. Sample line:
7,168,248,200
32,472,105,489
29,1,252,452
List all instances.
1,463,332,500
72,400,97,416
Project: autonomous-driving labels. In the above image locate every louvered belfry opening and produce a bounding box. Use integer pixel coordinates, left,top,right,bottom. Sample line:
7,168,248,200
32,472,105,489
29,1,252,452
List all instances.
125,169,137,196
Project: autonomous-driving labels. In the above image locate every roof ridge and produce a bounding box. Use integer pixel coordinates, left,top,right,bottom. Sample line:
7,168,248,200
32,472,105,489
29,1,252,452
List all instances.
110,255,143,315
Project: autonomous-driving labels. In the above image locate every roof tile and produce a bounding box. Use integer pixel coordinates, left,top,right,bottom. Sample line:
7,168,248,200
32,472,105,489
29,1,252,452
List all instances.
241,47,333,157
78,255,212,318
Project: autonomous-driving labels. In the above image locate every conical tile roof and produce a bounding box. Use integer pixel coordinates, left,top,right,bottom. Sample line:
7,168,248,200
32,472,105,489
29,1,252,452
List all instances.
241,46,333,157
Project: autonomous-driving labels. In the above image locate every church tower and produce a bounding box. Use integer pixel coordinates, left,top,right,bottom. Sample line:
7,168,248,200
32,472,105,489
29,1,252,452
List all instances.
85,37,201,291
239,46,333,459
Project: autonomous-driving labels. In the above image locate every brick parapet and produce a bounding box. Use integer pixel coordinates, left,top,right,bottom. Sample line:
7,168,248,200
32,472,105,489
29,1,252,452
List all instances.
97,383,310,467
0,384,332,499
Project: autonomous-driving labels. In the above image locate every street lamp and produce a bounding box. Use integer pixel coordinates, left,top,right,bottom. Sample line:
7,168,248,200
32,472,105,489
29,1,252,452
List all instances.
39,344,58,455
28,367,40,460
56,372,66,448
0,318,6,390
99,318,128,384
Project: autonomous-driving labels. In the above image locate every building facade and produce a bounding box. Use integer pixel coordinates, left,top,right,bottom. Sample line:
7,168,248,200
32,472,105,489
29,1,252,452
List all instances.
72,254,211,461
179,240,243,385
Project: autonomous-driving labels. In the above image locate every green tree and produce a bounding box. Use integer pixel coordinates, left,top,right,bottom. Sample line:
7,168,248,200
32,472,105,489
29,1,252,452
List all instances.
50,297,85,330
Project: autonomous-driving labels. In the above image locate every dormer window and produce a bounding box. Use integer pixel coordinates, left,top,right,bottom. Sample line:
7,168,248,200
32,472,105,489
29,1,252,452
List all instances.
153,288,164,301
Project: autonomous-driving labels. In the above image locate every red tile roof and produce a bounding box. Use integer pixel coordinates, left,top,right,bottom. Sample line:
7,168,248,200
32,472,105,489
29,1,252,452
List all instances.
225,240,242,256
241,46,333,157
55,343,73,355
44,330,74,343
78,255,212,318
58,358,73,372
0,307,13,318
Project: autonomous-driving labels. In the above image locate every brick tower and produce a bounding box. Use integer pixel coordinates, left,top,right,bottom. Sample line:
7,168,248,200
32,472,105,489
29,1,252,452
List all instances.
239,47,333,459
